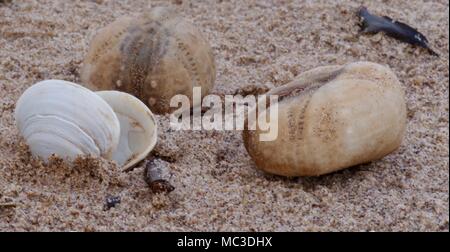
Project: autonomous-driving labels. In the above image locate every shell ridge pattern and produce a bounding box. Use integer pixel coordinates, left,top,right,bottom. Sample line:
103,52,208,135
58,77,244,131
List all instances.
18,110,105,156
91,26,129,63
21,114,101,155
120,21,169,101
174,36,202,87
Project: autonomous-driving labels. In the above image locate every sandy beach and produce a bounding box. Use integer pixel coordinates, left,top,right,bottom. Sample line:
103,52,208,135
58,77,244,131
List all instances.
0,0,448,231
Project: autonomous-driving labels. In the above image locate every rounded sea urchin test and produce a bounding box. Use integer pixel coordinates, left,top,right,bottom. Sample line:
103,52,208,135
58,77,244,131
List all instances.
243,61,407,177
15,80,157,170
80,7,216,114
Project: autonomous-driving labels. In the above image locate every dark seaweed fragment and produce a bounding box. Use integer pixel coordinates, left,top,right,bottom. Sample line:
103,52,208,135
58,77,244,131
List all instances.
357,6,438,56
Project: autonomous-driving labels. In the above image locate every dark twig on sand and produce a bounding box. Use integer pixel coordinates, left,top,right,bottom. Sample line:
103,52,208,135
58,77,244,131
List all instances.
0,202,17,208
233,84,271,97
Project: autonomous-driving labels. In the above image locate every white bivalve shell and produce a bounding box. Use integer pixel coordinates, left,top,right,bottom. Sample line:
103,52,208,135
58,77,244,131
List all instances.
15,80,157,170
96,91,157,170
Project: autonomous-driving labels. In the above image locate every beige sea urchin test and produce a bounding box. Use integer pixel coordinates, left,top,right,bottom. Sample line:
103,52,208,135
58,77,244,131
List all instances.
243,61,407,177
80,7,216,114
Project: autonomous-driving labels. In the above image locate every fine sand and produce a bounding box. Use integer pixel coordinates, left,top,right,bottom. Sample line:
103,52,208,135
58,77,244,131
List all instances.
0,0,448,231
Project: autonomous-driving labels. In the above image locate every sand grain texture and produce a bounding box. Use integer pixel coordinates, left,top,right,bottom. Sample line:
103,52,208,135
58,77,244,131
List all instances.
0,0,448,231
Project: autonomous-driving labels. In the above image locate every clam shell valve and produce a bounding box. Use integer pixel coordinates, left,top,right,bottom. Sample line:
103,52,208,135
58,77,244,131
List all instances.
15,80,157,170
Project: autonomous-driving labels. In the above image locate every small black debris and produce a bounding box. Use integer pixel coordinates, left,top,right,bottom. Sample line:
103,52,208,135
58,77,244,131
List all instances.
103,195,121,211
